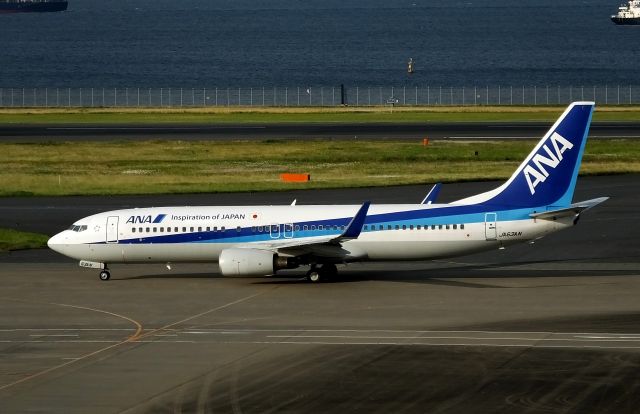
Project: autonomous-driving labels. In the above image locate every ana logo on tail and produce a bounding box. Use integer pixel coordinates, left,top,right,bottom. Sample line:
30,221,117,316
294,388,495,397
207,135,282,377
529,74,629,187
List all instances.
523,132,574,195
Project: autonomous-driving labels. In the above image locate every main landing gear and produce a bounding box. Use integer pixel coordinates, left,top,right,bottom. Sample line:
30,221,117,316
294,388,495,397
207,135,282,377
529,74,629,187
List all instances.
305,263,338,283
99,267,110,281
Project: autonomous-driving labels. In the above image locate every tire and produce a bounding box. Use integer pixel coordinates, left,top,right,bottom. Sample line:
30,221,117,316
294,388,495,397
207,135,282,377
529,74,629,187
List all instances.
320,263,338,279
99,270,111,281
306,270,322,283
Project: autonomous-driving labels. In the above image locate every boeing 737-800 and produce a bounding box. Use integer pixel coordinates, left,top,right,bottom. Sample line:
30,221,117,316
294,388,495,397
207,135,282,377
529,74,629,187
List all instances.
48,102,607,282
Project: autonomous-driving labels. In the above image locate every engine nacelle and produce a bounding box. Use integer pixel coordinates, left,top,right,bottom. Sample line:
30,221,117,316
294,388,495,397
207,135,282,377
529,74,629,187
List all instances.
218,248,299,277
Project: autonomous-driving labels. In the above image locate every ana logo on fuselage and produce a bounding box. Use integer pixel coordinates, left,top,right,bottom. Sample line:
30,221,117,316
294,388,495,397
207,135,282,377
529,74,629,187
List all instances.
126,214,166,224
523,132,574,195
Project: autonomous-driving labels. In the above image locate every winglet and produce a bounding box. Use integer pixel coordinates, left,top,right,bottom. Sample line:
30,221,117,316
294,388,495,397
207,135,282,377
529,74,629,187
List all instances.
421,183,442,204
336,201,370,240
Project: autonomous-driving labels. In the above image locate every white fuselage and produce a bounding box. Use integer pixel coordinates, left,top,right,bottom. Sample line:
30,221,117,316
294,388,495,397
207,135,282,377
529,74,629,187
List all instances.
47,203,571,265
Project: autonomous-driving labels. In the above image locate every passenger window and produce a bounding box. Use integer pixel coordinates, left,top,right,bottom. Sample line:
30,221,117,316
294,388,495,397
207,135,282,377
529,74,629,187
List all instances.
461,224,465,230
132,228,136,233
206,227,210,232
410,225,414,230
198,227,202,232
295,225,300,231
237,226,241,232
153,227,157,232
446,225,450,230
395,225,399,230
213,226,217,231
438,225,443,230
364,225,368,231
453,224,457,229
311,225,316,230
319,225,324,230
402,225,407,230
160,227,164,233
190,227,194,232
303,225,308,231
139,227,143,233
146,228,150,232
431,225,436,230
174,227,178,232
221,226,225,231
416,225,421,230
182,227,186,232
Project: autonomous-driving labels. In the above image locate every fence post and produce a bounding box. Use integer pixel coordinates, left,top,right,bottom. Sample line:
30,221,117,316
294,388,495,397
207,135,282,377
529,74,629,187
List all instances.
427,85,430,105
45,88,47,107
605,85,608,104
558,85,560,104
581,85,584,101
534,86,536,105
148,88,151,106
263,87,266,106
238,87,241,106
593,85,595,102
250,88,253,106
486,85,488,105
546,85,549,105
356,86,359,106
403,86,406,105
439,86,442,105
180,88,183,107
630,85,632,104
617,85,620,104
286,87,288,106
379,87,382,105
137,88,140,107
160,88,163,107
510,85,512,105
522,85,524,105
101,88,104,107
320,87,322,106
33,88,37,107
67,88,70,107
415,86,418,105
498,85,501,105
462,87,465,106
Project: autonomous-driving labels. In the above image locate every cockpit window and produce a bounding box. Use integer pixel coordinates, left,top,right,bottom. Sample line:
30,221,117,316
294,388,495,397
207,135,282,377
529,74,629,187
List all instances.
68,225,88,232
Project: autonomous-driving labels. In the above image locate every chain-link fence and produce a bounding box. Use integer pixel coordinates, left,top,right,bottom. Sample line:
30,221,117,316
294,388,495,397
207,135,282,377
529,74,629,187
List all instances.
1,85,639,107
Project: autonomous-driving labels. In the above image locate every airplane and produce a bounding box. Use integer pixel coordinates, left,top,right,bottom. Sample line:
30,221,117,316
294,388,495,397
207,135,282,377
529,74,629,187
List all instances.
48,102,608,283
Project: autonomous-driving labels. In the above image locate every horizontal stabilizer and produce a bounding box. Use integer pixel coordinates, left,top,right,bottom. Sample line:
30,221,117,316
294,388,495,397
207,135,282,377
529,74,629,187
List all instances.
530,197,609,219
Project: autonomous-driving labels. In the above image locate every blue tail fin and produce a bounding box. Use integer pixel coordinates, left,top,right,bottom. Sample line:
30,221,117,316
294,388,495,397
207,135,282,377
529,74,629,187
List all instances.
454,102,594,208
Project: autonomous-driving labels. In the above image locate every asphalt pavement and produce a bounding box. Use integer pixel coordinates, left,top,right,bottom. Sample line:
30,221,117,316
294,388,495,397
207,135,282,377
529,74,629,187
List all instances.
0,175,639,413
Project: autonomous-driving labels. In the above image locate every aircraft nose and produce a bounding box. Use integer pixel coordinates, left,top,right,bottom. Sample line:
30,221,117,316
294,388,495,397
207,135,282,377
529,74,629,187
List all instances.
47,232,66,254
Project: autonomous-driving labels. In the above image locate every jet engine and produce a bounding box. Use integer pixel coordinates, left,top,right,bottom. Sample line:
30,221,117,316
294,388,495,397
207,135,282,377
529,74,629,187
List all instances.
218,248,299,277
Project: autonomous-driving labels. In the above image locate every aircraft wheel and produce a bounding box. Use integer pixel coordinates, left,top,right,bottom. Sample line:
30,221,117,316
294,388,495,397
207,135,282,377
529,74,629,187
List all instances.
99,270,111,281
306,270,322,283
320,263,338,280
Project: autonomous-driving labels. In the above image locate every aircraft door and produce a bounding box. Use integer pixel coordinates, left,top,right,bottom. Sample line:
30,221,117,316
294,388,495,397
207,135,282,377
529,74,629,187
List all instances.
106,216,119,243
284,223,294,239
269,224,280,239
484,213,497,240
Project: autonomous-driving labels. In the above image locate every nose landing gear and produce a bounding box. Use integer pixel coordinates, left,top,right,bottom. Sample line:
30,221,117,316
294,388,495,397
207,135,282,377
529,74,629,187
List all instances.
99,268,110,281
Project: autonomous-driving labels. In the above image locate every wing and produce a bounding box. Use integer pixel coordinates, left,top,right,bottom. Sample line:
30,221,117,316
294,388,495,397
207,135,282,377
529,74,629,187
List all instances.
244,201,371,259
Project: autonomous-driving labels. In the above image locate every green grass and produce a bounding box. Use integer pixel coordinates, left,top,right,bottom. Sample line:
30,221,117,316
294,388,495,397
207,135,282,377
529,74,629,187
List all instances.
1,106,640,124
0,228,49,251
1,139,638,197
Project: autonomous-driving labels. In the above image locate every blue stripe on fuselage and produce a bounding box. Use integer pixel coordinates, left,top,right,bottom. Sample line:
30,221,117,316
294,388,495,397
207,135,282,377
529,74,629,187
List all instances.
112,204,539,245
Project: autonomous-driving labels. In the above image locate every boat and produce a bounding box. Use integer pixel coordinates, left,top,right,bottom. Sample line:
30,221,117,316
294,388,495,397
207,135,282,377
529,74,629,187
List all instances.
0,0,68,13
611,0,640,24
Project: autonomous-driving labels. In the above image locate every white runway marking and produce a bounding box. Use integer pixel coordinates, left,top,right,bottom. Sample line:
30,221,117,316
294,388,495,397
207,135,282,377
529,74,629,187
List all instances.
4,329,640,350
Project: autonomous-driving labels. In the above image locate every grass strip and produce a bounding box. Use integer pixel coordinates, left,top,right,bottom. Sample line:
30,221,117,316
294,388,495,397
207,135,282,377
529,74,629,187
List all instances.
0,228,49,251
0,106,639,124
1,139,638,197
